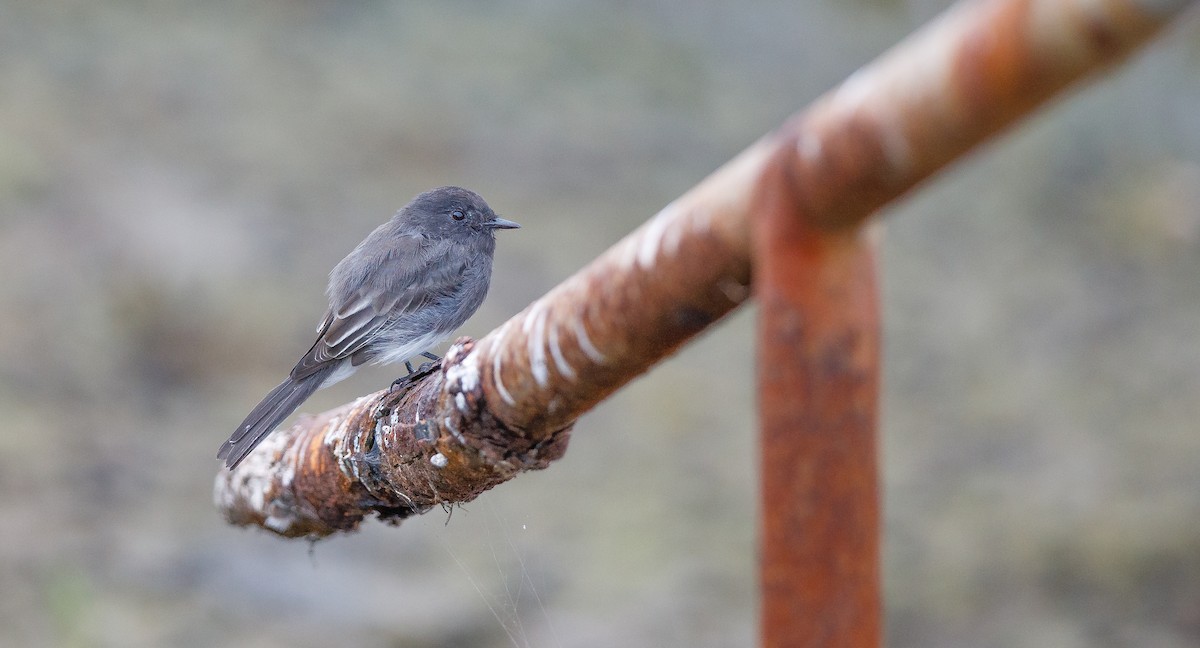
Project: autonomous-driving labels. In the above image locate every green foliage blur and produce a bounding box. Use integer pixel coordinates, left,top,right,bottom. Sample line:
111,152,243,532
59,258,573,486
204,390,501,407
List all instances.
1,1,1198,646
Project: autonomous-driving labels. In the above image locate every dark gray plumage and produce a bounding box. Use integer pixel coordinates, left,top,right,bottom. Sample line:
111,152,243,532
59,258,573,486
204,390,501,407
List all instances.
218,186,519,469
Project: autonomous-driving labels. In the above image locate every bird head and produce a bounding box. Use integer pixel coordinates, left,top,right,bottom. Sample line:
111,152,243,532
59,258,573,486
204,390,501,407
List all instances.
400,186,520,241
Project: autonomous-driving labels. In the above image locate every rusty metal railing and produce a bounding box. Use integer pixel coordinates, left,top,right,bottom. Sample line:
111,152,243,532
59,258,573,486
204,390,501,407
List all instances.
216,0,1195,644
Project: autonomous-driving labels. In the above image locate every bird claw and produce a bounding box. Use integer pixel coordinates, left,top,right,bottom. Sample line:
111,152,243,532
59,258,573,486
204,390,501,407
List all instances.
387,358,442,394
379,359,442,418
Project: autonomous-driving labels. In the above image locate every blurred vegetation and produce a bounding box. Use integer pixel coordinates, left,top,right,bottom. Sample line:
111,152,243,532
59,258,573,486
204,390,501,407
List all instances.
1,1,1198,646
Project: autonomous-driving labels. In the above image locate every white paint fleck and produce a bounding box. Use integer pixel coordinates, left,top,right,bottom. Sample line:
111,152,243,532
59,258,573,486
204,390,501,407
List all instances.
279,440,298,489
444,341,465,364
521,301,540,333
798,134,823,162
430,453,448,468
211,475,238,512
321,415,343,446
547,323,576,381
662,206,691,257
454,392,468,413
572,317,606,364
214,429,298,529
443,416,465,444
718,277,751,303
834,67,874,111
527,303,550,388
264,514,293,534
637,204,676,269
878,114,912,173
690,208,712,236
490,329,517,406
617,236,640,270
451,351,480,392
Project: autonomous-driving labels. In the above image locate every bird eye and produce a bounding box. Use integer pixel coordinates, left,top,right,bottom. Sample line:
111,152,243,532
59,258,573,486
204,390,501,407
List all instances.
451,210,466,221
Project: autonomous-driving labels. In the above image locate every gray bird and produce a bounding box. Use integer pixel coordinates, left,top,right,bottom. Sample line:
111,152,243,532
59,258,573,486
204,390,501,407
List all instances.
218,186,519,469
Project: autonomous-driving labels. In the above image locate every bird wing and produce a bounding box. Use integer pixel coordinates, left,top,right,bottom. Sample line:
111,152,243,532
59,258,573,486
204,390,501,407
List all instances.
289,236,459,381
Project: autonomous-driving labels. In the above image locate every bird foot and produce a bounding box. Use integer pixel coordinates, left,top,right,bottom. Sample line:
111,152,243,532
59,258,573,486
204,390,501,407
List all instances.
376,359,442,420
387,359,442,393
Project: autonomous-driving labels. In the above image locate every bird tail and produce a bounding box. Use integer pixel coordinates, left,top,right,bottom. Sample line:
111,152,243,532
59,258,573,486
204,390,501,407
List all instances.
218,368,331,469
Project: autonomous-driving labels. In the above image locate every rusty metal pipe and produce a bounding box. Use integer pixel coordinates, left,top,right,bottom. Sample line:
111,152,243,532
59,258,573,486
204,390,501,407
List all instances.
755,149,883,647
216,0,1193,547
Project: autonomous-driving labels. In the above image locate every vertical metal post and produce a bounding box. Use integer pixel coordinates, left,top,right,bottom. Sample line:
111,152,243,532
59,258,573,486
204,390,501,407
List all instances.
755,155,882,646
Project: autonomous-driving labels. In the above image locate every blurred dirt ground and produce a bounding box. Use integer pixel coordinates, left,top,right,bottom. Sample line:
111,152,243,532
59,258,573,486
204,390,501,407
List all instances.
1,1,1198,646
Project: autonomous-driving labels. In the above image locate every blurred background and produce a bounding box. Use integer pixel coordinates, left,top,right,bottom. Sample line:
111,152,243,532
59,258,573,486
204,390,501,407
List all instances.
2,1,1199,646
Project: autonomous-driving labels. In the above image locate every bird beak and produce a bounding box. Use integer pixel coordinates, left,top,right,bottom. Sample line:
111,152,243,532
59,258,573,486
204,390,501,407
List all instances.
485,216,521,230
